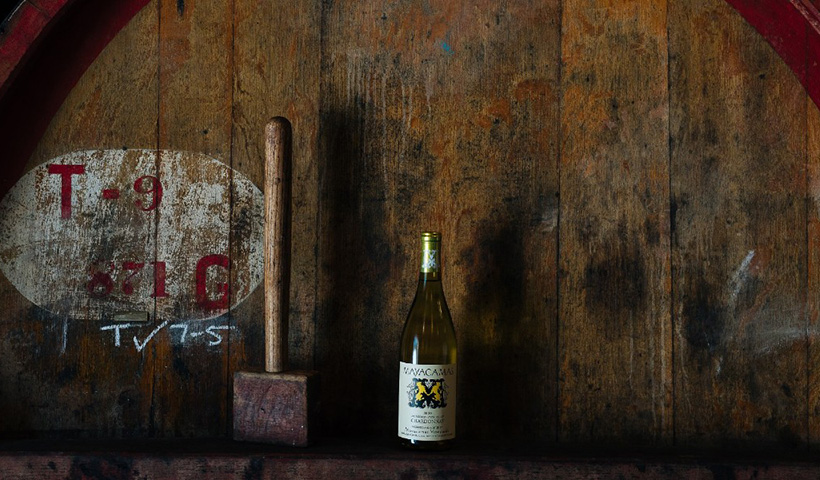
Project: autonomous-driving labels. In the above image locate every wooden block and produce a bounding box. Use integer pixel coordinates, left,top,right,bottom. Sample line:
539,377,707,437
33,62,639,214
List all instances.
233,370,320,446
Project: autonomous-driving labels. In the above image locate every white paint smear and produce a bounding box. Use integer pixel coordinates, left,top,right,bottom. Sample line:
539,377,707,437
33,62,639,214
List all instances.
728,250,755,309
0,149,264,322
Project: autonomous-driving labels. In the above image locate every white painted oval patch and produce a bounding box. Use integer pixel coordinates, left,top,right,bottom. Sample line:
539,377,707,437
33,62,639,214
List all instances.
0,149,263,322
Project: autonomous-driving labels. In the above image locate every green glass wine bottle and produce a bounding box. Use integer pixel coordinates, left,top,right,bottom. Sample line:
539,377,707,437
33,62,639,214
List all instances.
398,231,457,450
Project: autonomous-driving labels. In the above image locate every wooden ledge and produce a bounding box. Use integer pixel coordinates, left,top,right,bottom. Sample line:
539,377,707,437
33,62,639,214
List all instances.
1,438,820,479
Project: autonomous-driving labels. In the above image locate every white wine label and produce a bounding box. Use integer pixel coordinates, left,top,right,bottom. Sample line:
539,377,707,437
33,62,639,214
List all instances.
398,362,456,441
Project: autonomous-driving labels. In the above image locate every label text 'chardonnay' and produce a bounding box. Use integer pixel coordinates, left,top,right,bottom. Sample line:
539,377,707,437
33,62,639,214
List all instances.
398,232,457,449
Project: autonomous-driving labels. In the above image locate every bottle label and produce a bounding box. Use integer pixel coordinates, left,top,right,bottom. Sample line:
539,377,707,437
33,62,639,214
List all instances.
397,361,456,441
420,248,439,273
419,232,440,274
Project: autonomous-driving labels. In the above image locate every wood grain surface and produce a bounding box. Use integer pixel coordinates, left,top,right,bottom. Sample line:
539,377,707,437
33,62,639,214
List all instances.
228,0,322,436
809,80,820,448
0,1,158,437
263,118,292,374
559,0,672,445
152,0,233,437
0,0,816,452
670,0,808,449
3,440,820,480
316,0,560,442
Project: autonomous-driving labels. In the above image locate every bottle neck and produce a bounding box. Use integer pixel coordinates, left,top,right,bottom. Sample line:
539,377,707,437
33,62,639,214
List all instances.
418,270,441,283
416,272,443,304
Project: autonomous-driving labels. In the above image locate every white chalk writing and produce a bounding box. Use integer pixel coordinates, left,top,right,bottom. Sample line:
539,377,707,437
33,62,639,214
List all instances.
101,320,238,351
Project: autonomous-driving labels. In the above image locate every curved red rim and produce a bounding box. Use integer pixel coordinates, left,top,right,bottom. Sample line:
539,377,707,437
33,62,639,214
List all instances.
726,0,820,110
0,0,149,197
0,0,72,94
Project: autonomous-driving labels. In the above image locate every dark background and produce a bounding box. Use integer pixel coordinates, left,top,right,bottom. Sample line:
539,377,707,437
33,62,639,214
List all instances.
0,0,23,35
0,0,21,32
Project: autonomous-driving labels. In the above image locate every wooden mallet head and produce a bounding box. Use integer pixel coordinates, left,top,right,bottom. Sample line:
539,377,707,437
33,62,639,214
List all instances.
233,117,319,447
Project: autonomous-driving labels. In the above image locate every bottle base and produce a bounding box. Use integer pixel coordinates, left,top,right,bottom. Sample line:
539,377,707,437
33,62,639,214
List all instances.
398,437,455,451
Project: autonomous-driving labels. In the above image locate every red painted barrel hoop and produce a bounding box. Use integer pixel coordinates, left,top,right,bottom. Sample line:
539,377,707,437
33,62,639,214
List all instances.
0,0,149,198
726,0,820,110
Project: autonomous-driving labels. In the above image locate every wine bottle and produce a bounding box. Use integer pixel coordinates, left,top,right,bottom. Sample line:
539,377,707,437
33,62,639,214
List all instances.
398,231,457,450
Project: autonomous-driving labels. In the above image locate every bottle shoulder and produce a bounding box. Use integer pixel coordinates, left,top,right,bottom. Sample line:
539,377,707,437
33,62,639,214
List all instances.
400,297,456,364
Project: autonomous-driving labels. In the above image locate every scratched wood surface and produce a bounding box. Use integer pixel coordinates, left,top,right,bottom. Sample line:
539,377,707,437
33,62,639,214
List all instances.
810,74,820,447
669,0,808,449
804,0,820,445
0,0,817,451
152,0,234,437
230,0,321,382
558,0,672,445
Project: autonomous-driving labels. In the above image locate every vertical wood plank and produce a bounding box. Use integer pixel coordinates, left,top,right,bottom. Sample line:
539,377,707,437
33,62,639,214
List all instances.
231,0,321,380
670,0,808,449
559,0,672,444
28,0,158,166
809,6,820,449
317,0,560,442
154,0,233,437
807,88,820,448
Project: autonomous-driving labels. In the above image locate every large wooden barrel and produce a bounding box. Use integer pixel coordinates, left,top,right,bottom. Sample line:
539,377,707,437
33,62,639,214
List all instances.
0,0,818,459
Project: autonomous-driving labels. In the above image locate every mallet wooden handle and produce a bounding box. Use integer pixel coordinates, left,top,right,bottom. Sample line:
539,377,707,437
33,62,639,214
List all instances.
264,117,292,374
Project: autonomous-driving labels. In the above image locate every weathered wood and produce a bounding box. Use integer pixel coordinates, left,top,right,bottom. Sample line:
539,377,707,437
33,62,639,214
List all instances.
317,0,560,442
809,94,820,447
726,0,820,112
3,440,820,479
670,0,808,448
0,1,158,437
0,0,151,197
232,117,320,446
30,6,158,164
263,117,292,374
558,0,672,445
230,0,321,384
0,0,818,452
153,0,234,437
232,370,319,446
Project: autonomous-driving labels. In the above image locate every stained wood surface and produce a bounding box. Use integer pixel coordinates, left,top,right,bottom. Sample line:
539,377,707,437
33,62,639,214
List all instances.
669,0,808,448
810,78,820,447
232,370,319,445
316,0,560,442
3,440,820,480
0,0,817,452
0,2,158,437
228,0,322,445
151,0,234,438
558,0,672,445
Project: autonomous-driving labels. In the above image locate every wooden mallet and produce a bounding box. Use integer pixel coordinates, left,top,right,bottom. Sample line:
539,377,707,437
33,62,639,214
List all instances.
233,117,319,446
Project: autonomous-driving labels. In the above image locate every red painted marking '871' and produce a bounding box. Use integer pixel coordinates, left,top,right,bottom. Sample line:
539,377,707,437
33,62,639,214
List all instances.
87,260,168,299
87,256,231,310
